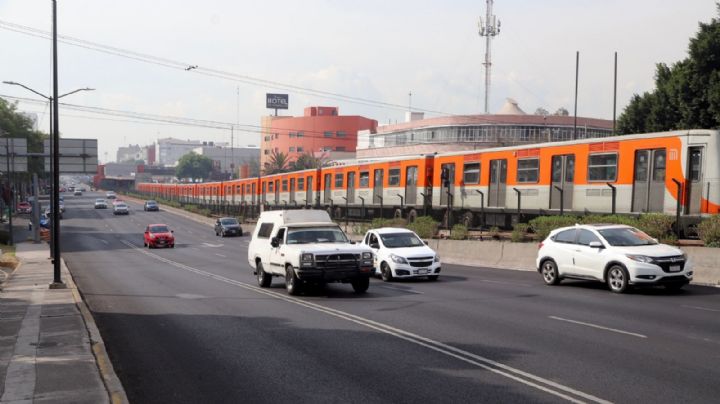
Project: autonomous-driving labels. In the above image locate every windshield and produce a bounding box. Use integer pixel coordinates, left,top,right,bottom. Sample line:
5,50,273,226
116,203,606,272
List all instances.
221,218,238,225
598,227,658,246
286,227,349,244
379,232,424,248
147,201,157,205
96,199,105,203
150,226,169,233
116,204,127,208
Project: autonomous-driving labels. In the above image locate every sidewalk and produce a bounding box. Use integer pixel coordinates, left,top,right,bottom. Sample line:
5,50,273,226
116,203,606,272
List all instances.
0,242,127,404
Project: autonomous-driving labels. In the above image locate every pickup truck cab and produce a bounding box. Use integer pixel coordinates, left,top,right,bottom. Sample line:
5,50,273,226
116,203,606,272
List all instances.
248,210,374,295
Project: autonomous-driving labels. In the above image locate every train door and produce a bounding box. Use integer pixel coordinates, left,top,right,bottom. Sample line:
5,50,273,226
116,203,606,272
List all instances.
373,169,384,203
324,173,332,203
251,183,256,205
488,159,507,207
289,178,295,203
261,181,267,204
550,155,574,210
306,175,313,206
685,147,704,214
274,180,280,204
632,149,666,212
347,172,355,202
406,166,418,205
439,163,455,206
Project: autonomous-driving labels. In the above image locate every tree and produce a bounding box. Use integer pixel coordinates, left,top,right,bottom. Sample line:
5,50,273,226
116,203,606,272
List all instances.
534,107,549,116
290,152,322,171
554,107,569,116
0,98,47,177
619,6,720,133
175,152,213,181
263,150,290,175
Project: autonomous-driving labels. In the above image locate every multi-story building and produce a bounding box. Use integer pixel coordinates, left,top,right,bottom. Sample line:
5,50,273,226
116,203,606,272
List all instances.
260,106,377,167
155,138,203,166
116,145,144,163
192,144,259,177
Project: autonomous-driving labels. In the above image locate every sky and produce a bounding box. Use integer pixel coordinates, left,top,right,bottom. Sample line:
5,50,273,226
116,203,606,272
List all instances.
0,0,715,163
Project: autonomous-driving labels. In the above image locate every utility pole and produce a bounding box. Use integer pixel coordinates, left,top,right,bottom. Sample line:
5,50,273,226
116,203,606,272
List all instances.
478,0,501,115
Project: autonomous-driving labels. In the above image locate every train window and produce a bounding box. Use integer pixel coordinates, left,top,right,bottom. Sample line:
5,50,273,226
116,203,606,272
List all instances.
588,153,618,181
652,150,666,181
298,178,305,191
690,149,701,181
517,159,539,183
389,169,401,186
463,163,480,184
335,173,343,187
282,180,288,192
268,182,274,192
406,166,418,186
360,172,370,187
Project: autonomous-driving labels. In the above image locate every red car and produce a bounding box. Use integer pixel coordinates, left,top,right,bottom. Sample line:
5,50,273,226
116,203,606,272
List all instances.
143,224,175,248
17,202,32,214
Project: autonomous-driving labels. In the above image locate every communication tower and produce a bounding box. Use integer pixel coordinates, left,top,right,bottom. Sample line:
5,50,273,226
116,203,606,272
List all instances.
478,0,501,114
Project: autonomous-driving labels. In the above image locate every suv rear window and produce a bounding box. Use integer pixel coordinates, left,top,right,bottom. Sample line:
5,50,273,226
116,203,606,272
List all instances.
553,229,577,244
257,223,274,238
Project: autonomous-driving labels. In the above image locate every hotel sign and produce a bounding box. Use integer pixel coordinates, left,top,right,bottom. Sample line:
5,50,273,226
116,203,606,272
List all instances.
266,93,289,109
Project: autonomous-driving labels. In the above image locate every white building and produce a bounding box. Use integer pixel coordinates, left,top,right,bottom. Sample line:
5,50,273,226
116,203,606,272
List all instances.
192,144,259,174
155,138,203,166
116,144,144,163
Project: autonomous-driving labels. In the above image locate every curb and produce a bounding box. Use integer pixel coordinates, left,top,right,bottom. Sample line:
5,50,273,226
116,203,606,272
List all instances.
63,259,129,404
0,256,23,291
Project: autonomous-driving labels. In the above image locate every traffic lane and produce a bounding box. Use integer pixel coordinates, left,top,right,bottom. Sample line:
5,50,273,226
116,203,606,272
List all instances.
62,211,564,403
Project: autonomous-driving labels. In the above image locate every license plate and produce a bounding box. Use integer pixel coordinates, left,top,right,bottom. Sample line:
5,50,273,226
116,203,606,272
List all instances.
669,265,681,272
418,268,429,274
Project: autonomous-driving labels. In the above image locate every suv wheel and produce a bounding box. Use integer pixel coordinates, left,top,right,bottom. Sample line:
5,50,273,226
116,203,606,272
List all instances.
607,265,630,293
285,265,302,295
380,262,393,282
541,260,561,285
351,277,369,293
257,262,272,287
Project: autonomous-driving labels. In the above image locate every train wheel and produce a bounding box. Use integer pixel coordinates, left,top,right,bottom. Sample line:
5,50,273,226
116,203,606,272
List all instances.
394,209,403,219
462,212,474,228
407,209,418,223
335,207,343,219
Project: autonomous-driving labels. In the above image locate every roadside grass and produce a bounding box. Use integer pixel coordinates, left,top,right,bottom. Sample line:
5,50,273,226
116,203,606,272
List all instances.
0,242,19,270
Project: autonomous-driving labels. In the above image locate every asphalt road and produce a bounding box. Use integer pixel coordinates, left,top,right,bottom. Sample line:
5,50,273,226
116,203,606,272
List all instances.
60,191,720,404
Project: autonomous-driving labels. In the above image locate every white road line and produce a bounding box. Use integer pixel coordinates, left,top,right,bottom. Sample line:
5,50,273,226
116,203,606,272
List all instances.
120,239,610,404
681,305,720,313
549,316,647,339
215,253,227,258
100,239,109,245
479,279,531,287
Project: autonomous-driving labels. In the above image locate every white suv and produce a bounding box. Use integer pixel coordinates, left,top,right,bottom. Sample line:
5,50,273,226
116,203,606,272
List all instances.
537,224,693,293
363,228,441,281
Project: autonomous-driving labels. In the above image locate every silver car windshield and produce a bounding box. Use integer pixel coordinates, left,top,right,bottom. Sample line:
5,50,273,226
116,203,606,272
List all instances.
286,227,349,244
220,218,238,225
379,232,424,248
598,227,658,246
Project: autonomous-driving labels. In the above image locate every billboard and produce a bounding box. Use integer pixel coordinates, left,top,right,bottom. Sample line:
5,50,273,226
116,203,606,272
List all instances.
0,138,28,172
43,138,98,174
266,93,289,109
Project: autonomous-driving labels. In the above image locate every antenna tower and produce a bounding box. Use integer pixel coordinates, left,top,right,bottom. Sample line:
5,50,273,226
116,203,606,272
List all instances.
478,0,501,114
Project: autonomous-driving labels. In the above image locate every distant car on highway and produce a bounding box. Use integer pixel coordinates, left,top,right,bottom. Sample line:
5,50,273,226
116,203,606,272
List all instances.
214,217,242,237
44,206,63,220
537,224,693,293
94,198,108,209
143,224,175,248
113,202,129,215
363,227,441,281
17,201,32,214
74,190,82,196
106,191,117,199
143,200,159,211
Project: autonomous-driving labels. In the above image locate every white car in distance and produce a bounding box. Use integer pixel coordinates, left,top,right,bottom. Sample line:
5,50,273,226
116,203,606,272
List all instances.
363,227,441,281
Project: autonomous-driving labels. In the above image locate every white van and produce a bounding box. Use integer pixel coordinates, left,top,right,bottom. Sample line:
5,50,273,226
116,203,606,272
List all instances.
247,210,374,295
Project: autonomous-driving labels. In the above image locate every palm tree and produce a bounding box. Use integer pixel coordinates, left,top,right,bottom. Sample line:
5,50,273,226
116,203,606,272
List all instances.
291,151,327,171
263,150,290,174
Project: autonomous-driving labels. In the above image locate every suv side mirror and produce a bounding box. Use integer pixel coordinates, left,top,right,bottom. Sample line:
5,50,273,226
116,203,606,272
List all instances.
589,241,604,249
370,243,379,249
271,237,280,248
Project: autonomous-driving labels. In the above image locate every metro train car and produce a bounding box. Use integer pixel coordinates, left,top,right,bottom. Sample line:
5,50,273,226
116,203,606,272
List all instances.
136,129,719,234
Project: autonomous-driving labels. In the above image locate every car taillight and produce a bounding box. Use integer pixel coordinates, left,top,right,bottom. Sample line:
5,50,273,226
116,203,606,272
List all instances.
538,242,544,249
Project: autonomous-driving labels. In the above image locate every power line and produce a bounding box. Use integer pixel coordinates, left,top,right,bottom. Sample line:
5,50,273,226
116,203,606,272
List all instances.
0,19,456,116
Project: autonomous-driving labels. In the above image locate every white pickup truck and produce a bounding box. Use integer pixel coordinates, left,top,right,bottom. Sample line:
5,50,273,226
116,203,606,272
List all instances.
247,210,374,295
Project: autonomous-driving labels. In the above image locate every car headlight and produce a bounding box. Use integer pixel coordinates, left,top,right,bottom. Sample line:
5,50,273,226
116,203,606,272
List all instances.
626,254,654,263
362,251,372,259
390,254,408,264
434,254,440,263
682,251,688,260
148,234,155,239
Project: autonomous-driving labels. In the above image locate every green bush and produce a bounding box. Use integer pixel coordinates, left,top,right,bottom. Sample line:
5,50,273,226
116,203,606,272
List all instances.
528,215,579,240
488,226,501,240
511,223,530,242
449,224,469,240
370,217,407,229
580,214,639,227
637,213,675,239
351,223,372,236
407,216,439,239
697,215,720,247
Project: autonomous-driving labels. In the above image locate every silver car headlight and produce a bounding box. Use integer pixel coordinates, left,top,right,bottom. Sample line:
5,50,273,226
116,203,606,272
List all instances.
626,254,654,263
362,252,372,259
301,253,313,261
434,254,440,263
390,254,408,264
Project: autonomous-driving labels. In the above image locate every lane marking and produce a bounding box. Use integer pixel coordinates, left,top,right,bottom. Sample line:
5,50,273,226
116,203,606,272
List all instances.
215,253,227,258
681,305,720,313
100,239,109,245
202,242,223,248
549,316,647,339
479,279,532,287
119,239,609,404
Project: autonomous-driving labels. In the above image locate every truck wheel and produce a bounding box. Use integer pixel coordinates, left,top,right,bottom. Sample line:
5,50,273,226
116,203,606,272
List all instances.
257,262,272,287
351,277,369,293
285,265,302,295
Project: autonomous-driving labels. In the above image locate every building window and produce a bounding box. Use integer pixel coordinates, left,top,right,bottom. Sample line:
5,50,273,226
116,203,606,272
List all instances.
463,162,480,184
588,153,618,181
324,131,333,138
517,158,539,183
359,171,369,187
336,131,347,138
297,132,304,138
289,133,296,138
264,135,270,141
282,180,288,192
273,133,279,139
321,147,332,152
289,147,295,152
264,149,269,155
298,177,305,191
388,168,401,186
297,146,304,152
335,146,346,152
335,173,343,187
